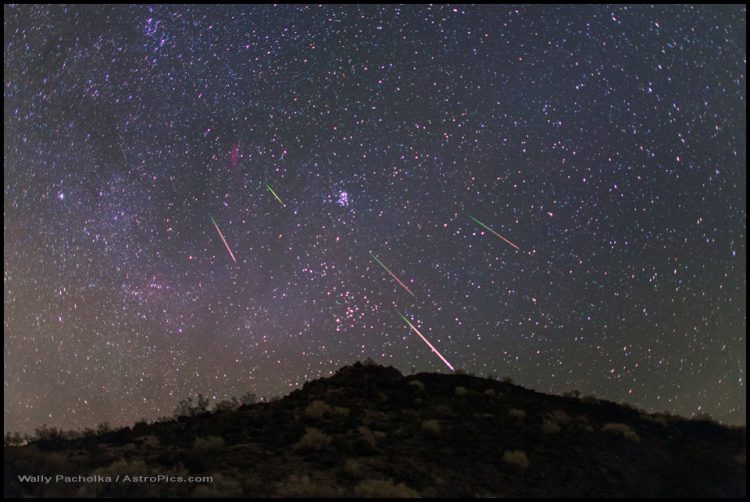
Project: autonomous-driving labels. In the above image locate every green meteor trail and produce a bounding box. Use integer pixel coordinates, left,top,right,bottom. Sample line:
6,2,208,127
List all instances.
266,183,284,206
370,253,416,297
468,214,521,250
396,309,455,371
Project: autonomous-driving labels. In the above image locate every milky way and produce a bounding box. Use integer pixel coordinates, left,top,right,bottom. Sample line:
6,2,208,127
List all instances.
4,5,746,433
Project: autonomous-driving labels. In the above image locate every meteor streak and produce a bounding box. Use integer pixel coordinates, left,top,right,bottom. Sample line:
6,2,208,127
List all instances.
210,214,238,264
468,214,521,250
370,253,416,297
266,183,285,206
396,309,455,372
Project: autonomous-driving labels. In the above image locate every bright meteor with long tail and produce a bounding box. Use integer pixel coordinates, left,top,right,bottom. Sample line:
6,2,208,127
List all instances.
396,309,455,372
370,253,416,297
468,214,521,250
266,183,285,206
210,214,238,264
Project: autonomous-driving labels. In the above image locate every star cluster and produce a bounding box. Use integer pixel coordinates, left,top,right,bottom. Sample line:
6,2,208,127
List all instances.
4,5,745,432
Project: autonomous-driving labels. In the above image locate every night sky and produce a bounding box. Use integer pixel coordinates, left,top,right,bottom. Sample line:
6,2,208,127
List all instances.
4,5,746,434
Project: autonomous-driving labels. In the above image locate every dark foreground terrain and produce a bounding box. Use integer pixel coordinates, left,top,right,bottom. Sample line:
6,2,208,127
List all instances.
4,362,746,497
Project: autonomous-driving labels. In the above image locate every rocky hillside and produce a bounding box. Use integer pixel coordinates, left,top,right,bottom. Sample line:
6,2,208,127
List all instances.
4,362,746,497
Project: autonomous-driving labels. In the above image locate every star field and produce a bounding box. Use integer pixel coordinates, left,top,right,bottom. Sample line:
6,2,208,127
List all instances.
4,5,746,433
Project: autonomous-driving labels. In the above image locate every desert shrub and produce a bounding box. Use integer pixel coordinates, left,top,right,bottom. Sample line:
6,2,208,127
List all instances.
305,400,333,419
363,357,378,367
581,395,600,405
213,398,239,412
502,376,514,384
138,434,160,447
408,380,425,391
421,419,441,436
132,419,149,435
4,431,24,446
96,422,112,434
656,411,680,423
484,389,496,396
343,459,365,478
32,425,66,445
305,400,349,419
174,398,192,417
240,392,257,405
432,404,453,417
548,409,571,425
333,406,350,417
174,394,210,418
562,389,581,399
354,478,420,498
9,445,64,474
641,413,668,426
193,435,225,451
619,401,648,414
81,427,97,438
358,426,380,450
192,473,243,497
77,459,191,497
508,408,526,419
602,423,640,442
542,418,561,434
61,429,82,440
503,450,530,469
454,386,468,397
295,427,331,451
196,394,209,412
691,412,718,424
276,474,342,497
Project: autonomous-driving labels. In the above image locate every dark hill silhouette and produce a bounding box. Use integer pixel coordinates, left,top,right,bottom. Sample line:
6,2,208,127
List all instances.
4,362,746,497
